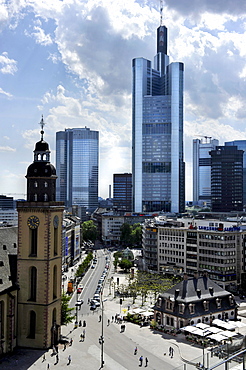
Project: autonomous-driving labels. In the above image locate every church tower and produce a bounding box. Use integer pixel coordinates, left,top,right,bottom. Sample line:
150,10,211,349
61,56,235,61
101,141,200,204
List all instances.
17,117,64,349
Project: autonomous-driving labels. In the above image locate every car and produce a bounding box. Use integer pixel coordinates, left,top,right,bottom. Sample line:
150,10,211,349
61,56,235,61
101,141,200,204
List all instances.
90,300,100,307
75,299,84,307
59,335,69,344
90,304,96,311
77,284,83,293
91,265,95,269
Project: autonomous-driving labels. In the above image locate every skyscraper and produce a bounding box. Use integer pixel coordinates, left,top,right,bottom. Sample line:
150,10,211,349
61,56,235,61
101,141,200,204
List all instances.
193,137,219,207
132,24,185,213
56,127,99,213
225,140,246,207
210,146,243,212
113,173,132,211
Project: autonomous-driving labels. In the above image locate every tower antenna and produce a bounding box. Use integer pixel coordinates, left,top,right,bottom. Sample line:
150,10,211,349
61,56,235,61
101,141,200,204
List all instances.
160,0,163,26
39,115,46,141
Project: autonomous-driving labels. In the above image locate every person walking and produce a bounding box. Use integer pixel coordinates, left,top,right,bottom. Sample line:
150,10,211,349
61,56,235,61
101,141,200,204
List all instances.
134,346,138,355
99,315,102,322
145,357,148,367
83,329,86,338
139,355,143,366
70,338,73,346
67,354,72,365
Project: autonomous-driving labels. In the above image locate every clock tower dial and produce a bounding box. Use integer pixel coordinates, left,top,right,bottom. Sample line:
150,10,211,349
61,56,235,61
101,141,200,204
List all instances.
27,215,40,229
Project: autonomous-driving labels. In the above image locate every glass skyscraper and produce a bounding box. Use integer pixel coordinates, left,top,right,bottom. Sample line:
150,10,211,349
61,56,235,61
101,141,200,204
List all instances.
132,25,185,213
225,140,246,208
193,138,219,207
56,128,99,213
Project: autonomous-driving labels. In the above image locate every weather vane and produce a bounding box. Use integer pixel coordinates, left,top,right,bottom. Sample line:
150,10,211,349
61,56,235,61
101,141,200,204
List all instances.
39,115,46,140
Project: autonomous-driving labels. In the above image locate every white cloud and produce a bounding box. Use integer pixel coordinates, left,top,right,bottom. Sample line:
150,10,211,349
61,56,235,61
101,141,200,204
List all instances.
0,52,17,75
0,87,12,98
0,146,16,152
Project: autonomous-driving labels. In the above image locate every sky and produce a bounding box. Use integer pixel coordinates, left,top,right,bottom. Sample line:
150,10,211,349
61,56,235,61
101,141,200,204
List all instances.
0,0,246,201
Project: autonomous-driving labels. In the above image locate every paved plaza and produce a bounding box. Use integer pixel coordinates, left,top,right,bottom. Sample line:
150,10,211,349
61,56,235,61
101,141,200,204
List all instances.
1,257,246,370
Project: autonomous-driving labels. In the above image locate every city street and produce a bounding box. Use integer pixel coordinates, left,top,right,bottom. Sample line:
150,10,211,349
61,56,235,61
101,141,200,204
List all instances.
1,249,246,369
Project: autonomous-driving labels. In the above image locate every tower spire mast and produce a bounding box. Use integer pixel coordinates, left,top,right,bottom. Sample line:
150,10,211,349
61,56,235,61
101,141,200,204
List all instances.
39,115,46,141
160,0,163,26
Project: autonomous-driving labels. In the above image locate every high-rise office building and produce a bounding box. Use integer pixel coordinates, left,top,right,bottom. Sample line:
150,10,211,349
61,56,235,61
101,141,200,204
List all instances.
210,146,243,212
113,173,132,211
225,140,246,207
193,137,219,207
132,24,185,213
56,128,99,213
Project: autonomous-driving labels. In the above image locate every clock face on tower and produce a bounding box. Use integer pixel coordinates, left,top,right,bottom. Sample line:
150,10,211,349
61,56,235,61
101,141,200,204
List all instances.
27,215,40,229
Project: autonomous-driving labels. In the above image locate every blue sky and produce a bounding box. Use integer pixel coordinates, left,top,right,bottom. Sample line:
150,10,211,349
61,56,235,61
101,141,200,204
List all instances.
1,0,246,200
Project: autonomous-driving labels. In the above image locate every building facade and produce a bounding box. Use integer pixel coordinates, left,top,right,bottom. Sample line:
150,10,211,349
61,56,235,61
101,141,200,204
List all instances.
210,146,243,212
56,127,99,213
132,25,185,214
225,140,246,208
17,120,64,349
142,216,246,291
113,173,132,212
193,137,219,207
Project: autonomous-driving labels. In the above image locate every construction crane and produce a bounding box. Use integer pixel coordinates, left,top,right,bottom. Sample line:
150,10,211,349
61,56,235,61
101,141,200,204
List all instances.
194,135,212,143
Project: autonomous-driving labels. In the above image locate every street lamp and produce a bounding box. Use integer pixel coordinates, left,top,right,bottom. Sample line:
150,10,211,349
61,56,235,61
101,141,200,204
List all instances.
99,298,107,368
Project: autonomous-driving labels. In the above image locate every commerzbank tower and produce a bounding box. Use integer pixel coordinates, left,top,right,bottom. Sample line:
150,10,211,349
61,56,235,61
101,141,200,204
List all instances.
132,23,185,213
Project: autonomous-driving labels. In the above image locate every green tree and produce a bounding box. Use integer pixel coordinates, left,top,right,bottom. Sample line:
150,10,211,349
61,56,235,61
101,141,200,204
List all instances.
61,293,75,325
82,220,97,242
118,258,133,272
131,223,142,246
120,223,132,246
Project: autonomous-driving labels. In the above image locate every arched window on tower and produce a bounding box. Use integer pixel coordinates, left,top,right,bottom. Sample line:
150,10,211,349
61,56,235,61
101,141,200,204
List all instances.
44,181,48,188
53,265,57,299
34,181,38,188
0,300,4,340
28,310,36,339
44,194,48,201
29,266,37,301
30,228,38,256
38,154,41,161
34,194,38,201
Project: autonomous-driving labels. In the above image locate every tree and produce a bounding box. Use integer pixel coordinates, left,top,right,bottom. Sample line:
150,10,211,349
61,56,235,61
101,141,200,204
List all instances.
120,223,132,246
82,220,97,242
118,258,133,272
131,223,142,247
61,293,75,325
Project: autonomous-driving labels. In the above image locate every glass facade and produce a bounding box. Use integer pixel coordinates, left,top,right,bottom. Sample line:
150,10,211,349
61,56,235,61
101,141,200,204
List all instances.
113,173,132,211
132,26,185,213
56,128,99,213
193,138,219,206
210,146,243,212
225,140,246,208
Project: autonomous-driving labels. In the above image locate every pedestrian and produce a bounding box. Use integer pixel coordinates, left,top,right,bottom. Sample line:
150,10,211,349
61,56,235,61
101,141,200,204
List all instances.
108,318,110,326
171,347,174,358
83,320,86,327
134,346,138,355
79,320,82,327
112,315,114,322
169,346,172,356
99,315,102,322
70,338,73,346
80,333,83,342
47,364,50,370
139,355,143,366
145,357,148,367
42,354,46,362
83,329,86,338
67,354,71,365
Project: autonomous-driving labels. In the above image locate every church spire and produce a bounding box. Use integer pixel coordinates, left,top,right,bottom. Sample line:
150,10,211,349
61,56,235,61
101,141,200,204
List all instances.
39,115,46,141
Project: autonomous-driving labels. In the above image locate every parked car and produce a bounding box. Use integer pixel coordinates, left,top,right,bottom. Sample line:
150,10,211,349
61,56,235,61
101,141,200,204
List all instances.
90,304,96,311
